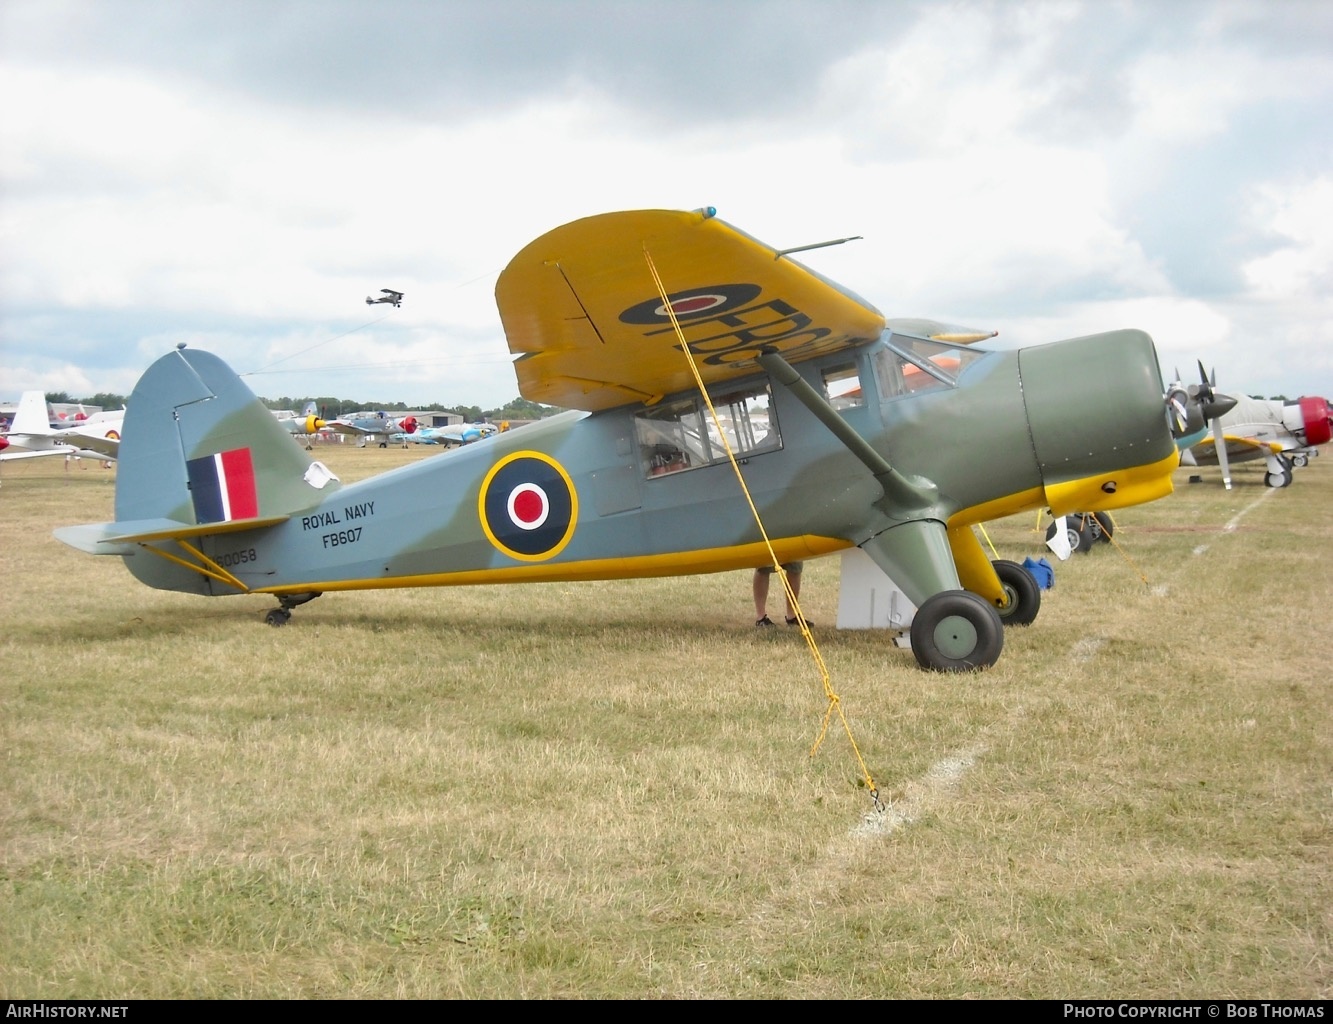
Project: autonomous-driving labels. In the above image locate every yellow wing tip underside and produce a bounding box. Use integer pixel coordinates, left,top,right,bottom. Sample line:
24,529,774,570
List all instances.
496,209,886,412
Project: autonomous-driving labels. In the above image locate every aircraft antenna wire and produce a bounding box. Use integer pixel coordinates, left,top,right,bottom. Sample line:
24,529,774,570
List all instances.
241,312,397,376
642,245,883,814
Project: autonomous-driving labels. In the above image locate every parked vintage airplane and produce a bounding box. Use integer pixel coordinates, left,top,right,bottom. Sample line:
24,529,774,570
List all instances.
0,391,123,462
1178,370,1332,488
55,207,1210,671
275,402,327,449
397,422,500,447
324,410,419,447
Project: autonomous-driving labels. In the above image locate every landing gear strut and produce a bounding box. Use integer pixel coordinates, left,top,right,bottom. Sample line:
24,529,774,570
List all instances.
264,591,322,626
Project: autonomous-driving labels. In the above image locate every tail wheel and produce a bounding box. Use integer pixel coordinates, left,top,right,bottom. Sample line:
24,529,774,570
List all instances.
991,559,1040,627
910,590,1004,672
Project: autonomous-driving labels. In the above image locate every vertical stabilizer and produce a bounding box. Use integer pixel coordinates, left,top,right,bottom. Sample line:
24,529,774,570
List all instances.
10,391,53,435
115,348,340,526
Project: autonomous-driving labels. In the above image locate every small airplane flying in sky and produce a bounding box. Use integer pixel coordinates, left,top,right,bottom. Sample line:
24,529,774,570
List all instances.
0,391,124,462
55,207,1211,671
324,410,418,447
1177,368,1332,488
365,288,403,307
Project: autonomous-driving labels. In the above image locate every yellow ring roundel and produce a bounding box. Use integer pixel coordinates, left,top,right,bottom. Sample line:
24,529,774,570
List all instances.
478,450,579,562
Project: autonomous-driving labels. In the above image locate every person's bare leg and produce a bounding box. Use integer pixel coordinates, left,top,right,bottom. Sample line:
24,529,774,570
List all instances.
753,570,770,622
784,571,802,620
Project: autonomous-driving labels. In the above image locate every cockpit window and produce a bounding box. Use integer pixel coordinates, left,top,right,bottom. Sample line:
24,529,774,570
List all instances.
636,383,780,478
874,336,986,398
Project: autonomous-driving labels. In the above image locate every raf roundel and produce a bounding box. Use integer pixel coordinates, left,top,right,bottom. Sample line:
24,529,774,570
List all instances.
479,451,578,561
618,283,762,325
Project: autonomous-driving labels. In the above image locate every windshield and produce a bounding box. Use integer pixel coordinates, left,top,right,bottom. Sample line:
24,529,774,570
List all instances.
874,335,988,398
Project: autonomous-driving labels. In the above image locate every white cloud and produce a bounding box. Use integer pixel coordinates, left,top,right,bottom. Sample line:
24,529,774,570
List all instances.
2,0,1331,408
1242,178,1333,299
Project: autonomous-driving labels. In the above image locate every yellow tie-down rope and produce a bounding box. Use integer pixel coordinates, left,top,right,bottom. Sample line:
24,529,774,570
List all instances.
642,248,882,812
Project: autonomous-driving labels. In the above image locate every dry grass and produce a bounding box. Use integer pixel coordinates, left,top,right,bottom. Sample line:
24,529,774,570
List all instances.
1,446,1329,998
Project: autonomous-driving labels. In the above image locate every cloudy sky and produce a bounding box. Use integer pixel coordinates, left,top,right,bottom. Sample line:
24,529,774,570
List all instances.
2,0,1330,410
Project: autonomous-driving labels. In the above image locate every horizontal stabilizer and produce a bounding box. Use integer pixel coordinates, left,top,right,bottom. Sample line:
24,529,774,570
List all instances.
0,447,76,462
55,514,290,554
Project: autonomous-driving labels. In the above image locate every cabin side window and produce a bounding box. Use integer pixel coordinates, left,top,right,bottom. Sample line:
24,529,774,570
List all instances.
636,384,780,477
822,363,864,409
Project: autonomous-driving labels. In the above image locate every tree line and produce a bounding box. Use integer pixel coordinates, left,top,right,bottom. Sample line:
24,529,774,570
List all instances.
43,392,564,422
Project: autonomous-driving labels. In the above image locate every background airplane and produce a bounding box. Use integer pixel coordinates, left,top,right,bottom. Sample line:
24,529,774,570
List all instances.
275,402,327,449
1179,376,1332,488
0,390,124,462
365,288,403,307
325,410,419,447
55,207,1212,672
397,422,499,447
1048,365,1238,553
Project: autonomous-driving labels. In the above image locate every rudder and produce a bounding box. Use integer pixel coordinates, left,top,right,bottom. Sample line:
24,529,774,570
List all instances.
111,347,341,593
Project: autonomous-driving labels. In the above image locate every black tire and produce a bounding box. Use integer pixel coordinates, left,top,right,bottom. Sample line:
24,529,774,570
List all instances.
1088,512,1114,543
910,590,1004,672
264,609,291,627
1046,517,1094,554
991,559,1041,627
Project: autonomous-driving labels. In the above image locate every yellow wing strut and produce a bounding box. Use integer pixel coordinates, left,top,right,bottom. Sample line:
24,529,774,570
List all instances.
644,247,882,812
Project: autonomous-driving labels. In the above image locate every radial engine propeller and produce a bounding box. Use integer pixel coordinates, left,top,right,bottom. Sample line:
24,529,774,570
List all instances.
1166,362,1241,487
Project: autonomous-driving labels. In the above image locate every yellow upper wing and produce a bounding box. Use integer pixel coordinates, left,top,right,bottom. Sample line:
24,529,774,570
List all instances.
495,208,886,412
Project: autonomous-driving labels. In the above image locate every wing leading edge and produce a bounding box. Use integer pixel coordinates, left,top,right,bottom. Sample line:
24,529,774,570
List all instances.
495,208,886,412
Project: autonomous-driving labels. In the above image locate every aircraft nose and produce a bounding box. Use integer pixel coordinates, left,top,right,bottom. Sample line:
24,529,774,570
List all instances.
1299,396,1332,446
1019,329,1180,513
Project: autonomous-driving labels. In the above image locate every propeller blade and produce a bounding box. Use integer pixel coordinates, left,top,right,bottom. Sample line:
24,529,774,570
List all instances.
1170,396,1189,434
1212,417,1232,490
1165,385,1203,439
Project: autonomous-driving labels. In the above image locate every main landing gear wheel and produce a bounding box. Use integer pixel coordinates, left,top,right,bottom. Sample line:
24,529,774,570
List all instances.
910,590,1004,672
1085,512,1114,543
1046,513,1112,553
991,559,1040,627
1047,516,1093,554
265,608,292,627
1266,457,1294,488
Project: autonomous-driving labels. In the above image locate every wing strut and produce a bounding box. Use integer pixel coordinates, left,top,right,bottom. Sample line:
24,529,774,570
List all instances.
643,245,883,813
754,351,939,517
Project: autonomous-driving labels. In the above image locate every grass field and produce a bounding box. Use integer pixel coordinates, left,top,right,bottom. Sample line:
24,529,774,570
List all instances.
1,445,1329,998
